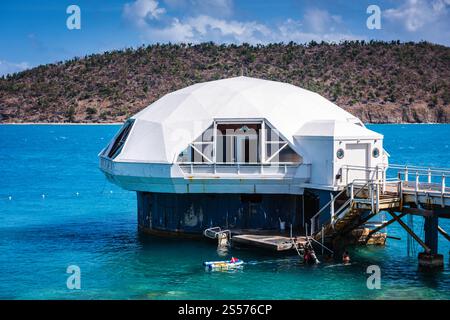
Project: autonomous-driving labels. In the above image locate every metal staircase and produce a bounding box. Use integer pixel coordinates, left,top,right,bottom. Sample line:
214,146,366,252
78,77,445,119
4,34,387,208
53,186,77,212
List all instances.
309,163,450,243
310,179,401,242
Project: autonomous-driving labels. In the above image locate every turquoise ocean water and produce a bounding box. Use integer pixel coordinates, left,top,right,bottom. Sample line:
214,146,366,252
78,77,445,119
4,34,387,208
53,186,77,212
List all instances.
0,124,449,300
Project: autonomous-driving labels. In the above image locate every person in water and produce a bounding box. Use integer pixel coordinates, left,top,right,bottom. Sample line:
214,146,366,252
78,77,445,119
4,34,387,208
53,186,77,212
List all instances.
303,248,314,264
342,250,351,263
230,257,239,263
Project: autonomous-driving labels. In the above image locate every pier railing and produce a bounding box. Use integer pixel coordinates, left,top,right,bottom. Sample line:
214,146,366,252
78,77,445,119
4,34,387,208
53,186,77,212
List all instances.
311,163,450,238
339,164,450,196
387,164,450,196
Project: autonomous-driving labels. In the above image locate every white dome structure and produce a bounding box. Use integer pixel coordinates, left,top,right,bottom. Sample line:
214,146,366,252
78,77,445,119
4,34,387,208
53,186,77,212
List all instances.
99,76,387,235
111,76,367,164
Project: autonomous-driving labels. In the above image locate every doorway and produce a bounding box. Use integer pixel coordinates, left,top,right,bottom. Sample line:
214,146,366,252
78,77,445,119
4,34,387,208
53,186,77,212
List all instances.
345,143,370,183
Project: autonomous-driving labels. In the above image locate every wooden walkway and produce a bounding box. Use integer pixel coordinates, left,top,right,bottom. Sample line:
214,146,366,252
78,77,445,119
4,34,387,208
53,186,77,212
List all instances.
310,165,450,256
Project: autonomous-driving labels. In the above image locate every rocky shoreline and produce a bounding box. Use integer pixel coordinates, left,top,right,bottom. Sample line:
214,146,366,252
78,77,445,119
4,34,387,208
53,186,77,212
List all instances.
1,42,449,124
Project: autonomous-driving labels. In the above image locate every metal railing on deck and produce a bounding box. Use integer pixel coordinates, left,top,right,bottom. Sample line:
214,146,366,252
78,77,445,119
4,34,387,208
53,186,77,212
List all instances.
388,164,450,196
178,162,311,178
340,164,387,189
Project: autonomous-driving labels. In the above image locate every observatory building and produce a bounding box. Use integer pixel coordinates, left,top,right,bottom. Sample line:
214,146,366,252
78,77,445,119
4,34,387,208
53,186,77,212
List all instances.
99,76,387,235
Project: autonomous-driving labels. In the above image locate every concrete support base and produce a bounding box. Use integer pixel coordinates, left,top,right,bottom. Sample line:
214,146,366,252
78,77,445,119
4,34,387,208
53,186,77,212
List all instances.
418,252,444,270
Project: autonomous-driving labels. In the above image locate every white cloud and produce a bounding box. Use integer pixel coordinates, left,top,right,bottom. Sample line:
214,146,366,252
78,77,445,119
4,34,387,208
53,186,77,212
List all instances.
301,8,347,35
123,0,166,28
150,18,195,42
164,0,234,17
304,9,327,33
385,0,450,32
278,19,362,44
0,60,30,76
123,0,364,44
146,15,272,43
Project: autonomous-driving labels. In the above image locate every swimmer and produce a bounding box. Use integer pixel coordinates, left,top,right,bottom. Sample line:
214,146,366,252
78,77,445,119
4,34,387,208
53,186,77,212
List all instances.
342,250,351,264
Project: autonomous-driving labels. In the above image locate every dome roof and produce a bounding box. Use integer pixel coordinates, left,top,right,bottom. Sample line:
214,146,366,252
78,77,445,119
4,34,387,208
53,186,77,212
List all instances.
295,120,382,139
116,76,364,163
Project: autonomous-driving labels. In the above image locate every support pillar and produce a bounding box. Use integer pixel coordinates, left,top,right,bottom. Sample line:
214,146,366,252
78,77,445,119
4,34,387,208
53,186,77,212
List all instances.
418,252,444,269
424,213,439,254
419,210,443,270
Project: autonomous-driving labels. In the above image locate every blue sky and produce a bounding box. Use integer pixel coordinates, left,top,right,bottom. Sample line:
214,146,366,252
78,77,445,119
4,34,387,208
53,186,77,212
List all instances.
0,0,449,75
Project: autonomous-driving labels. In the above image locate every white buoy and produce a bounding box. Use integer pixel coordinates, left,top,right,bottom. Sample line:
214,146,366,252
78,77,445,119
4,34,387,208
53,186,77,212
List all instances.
110,190,113,194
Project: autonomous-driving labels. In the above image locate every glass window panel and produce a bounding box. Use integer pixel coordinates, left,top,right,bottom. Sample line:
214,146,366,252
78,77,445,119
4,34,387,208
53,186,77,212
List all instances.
193,124,214,143
224,135,235,163
265,141,283,161
107,120,134,159
178,120,301,164
177,144,212,163
219,135,237,163
177,147,191,162
277,146,302,163
191,147,206,163
265,127,283,142
200,143,214,162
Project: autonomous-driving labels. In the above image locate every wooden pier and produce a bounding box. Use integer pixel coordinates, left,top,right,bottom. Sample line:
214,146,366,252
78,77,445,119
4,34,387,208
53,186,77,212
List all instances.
203,164,449,268
310,164,450,269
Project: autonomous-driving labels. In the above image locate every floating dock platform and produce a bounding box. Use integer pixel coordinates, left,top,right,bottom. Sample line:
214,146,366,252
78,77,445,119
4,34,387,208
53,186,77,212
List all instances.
232,234,305,251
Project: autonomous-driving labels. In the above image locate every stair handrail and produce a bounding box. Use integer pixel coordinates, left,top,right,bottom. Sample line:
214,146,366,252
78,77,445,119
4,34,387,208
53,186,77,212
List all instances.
309,187,347,235
310,179,375,236
203,226,230,239
333,179,372,221
308,236,334,254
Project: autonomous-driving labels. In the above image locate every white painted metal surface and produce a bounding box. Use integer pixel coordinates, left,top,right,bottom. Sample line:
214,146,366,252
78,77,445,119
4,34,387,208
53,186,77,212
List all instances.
100,76,388,193
111,76,369,164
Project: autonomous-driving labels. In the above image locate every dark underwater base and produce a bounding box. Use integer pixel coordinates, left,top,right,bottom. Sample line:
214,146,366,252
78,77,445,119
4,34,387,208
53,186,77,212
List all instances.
136,190,330,234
